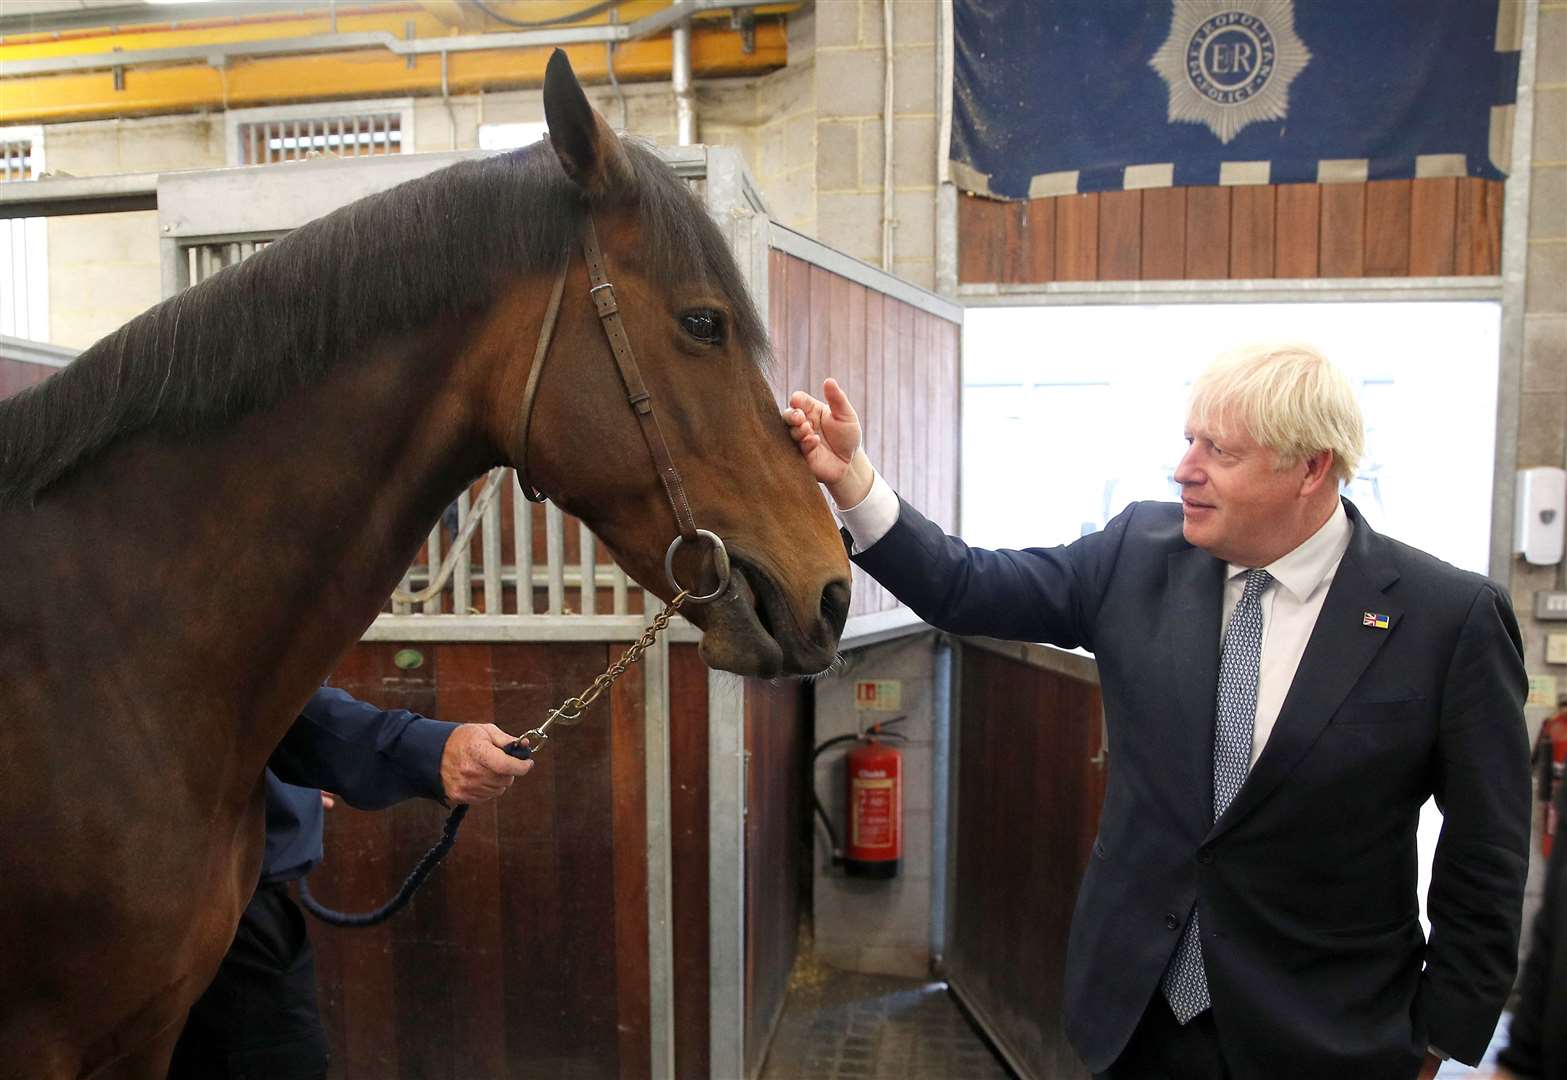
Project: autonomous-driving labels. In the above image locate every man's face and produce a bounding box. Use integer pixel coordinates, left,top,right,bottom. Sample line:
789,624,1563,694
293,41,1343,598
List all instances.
1173,415,1311,566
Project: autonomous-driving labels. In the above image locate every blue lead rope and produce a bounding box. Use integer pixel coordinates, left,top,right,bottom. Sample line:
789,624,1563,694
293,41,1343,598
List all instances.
297,740,533,928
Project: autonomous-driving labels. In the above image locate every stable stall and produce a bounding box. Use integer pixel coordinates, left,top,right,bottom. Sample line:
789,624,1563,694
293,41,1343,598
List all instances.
144,143,961,1080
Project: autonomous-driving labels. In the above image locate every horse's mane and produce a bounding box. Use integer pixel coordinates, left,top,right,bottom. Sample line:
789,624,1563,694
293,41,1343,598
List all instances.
0,138,766,506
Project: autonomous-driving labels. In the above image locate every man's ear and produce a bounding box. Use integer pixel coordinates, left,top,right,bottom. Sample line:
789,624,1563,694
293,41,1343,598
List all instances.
542,48,634,198
1299,450,1336,496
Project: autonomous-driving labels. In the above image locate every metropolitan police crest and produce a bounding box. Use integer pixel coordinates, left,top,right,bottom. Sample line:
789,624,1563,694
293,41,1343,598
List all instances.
1149,0,1312,144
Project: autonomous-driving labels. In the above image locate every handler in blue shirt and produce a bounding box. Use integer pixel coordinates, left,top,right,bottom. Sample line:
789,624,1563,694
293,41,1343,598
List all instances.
167,686,532,1080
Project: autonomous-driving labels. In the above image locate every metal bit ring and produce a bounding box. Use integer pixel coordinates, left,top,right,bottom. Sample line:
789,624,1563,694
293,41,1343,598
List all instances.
664,529,730,604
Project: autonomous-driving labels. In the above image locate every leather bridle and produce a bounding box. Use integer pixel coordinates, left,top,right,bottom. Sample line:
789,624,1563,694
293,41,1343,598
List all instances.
515,214,730,605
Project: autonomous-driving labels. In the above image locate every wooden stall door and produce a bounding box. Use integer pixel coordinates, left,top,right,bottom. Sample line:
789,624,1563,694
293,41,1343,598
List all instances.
669,644,712,1079
744,677,811,1078
946,646,1107,1080
311,641,652,1080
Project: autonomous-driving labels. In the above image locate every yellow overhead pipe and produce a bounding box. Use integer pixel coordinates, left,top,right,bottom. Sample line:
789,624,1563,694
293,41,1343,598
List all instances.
0,24,787,124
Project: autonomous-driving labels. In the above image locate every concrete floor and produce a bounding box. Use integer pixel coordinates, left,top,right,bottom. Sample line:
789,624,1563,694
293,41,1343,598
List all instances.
756,959,1511,1080
759,966,1013,1080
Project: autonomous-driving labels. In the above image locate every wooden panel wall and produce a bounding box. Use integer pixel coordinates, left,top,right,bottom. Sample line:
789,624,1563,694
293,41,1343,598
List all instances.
669,644,712,1079
958,179,1503,284
0,357,56,400
312,641,660,1080
768,250,962,619
744,675,810,1078
947,647,1106,1080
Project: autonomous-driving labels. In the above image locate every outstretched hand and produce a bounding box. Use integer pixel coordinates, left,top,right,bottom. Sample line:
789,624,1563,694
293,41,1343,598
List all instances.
440,723,533,804
786,378,874,507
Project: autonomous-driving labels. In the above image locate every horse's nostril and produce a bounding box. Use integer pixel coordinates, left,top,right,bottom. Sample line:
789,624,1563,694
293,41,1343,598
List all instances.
819,579,851,638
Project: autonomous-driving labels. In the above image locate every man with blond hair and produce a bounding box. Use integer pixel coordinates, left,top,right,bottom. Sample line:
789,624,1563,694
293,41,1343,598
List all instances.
787,345,1530,1080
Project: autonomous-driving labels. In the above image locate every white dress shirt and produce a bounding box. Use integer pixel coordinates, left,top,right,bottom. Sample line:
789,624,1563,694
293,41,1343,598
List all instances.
1223,499,1350,766
837,473,1353,766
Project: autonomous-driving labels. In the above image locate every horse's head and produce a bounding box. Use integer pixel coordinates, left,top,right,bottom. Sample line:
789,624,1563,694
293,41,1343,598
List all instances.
486,51,850,678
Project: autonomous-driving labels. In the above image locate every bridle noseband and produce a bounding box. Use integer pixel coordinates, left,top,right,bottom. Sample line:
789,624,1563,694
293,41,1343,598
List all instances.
516,214,730,605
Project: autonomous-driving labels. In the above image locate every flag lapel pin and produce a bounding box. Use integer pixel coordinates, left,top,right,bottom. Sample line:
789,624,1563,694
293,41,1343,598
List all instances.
1361,611,1391,630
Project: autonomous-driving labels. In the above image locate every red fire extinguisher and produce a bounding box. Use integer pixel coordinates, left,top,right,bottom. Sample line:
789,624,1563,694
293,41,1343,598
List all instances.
846,731,902,878
813,717,906,879
1536,706,1567,858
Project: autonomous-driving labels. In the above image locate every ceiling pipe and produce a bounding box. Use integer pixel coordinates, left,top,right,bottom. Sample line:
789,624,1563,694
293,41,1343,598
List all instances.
0,0,778,79
671,17,696,145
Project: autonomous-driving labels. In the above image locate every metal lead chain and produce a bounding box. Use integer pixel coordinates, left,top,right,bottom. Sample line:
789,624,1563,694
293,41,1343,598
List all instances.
518,591,689,753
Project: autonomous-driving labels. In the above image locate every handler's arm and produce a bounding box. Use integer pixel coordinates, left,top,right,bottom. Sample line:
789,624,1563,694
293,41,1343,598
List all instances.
268,687,456,809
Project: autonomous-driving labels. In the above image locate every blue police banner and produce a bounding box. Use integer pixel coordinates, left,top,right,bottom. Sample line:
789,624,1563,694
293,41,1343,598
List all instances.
950,0,1522,198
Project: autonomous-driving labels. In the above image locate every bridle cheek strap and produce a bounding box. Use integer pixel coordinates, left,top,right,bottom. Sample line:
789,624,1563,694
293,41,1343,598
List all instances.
578,216,700,543
513,214,725,600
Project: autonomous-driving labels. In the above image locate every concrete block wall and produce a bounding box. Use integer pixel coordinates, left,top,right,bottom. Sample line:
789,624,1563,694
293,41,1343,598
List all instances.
811,0,940,289
1510,0,1567,968
810,631,940,978
752,7,820,238
39,114,225,349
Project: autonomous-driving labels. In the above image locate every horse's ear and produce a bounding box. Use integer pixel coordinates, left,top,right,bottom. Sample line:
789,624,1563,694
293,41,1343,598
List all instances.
543,48,634,197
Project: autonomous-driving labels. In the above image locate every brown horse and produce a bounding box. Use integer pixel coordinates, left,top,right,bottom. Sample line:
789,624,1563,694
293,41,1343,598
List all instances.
0,51,849,1079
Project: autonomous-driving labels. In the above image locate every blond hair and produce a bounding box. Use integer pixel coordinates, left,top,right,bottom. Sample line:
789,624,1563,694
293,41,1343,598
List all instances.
1187,344,1364,484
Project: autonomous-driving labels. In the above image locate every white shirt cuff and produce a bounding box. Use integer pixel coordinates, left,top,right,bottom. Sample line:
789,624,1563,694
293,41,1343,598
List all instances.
835,469,899,552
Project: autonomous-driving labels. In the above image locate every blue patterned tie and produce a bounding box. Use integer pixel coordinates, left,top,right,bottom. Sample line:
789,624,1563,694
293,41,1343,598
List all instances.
1162,567,1272,1024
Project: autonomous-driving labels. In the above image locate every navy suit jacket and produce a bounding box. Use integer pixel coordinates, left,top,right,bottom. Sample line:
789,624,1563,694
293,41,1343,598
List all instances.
262,686,455,883
853,497,1530,1077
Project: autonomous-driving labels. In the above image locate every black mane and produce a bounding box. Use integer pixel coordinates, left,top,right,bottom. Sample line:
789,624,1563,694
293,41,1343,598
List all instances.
0,138,765,505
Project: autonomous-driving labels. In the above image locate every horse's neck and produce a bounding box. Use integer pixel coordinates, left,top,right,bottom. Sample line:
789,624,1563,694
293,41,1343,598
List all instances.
12,332,497,783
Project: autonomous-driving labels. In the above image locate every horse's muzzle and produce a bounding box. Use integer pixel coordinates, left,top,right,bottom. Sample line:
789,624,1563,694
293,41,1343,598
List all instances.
695,555,847,678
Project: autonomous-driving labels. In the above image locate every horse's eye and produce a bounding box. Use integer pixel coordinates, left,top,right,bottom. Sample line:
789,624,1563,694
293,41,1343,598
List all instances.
680,310,725,345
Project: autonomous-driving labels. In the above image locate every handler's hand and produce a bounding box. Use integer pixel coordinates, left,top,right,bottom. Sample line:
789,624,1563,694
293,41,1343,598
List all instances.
440,724,532,804
1414,1052,1441,1080
786,378,873,507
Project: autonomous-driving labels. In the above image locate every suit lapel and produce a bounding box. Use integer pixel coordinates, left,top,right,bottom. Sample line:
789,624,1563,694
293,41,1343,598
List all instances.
1167,546,1225,829
1208,502,1401,841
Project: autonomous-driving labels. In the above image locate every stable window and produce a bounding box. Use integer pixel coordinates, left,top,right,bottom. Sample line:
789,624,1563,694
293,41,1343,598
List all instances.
0,126,48,342
225,101,415,165
962,300,1502,575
